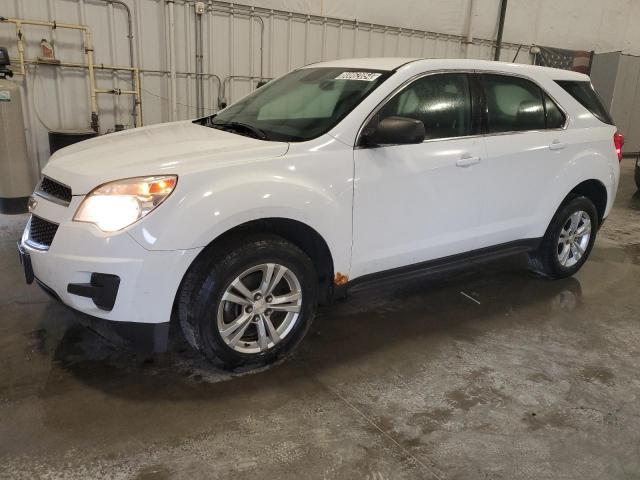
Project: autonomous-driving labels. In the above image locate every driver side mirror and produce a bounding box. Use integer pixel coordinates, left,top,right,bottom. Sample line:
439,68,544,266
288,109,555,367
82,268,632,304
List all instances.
360,116,426,147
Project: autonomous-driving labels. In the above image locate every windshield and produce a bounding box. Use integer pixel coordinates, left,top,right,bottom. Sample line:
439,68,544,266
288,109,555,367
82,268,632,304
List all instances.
196,67,390,142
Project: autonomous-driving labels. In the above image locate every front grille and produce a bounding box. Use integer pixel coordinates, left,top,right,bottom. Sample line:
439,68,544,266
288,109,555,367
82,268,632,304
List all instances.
27,215,59,249
36,176,72,205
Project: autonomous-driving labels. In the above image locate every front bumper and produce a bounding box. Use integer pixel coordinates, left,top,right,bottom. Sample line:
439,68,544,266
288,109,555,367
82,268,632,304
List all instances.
35,273,170,353
20,198,202,352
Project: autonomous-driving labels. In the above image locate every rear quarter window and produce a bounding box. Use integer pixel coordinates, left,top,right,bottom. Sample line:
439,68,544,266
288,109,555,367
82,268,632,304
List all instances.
555,80,614,125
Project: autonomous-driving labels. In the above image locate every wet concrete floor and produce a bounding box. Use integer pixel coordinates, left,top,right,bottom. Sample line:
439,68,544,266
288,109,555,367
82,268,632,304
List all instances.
1,161,640,479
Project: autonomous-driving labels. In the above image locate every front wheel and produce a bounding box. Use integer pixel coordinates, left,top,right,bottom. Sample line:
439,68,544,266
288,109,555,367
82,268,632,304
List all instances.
528,196,598,279
178,235,318,369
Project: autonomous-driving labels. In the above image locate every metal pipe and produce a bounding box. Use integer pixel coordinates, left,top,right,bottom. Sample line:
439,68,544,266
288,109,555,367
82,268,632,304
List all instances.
184,1,192,118
83,29,100,131
1,18,98,124
255,15,264,80
133,0,146,124
166,0,178,120
464,0,475,57
493,0,508,61
85,0,137,124
133,68,143,126
249,7,254,86
186,0,523,51
107,1,121,124
195,3,204,116
465,0,474,44
228,6,234,107
47,0,65,127
15,24,25,75
13,57,141,127
10,57,221,80
2,17,90,30
10,57,136,71
95,88,137,94
1,17,145,130
288,15,294,71
91,0,135,74
206,6,265,79
96,0,138,124
268,11,274,76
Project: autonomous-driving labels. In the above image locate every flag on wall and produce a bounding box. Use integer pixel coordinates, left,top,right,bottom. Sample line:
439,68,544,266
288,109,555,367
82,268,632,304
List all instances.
535,47,593,74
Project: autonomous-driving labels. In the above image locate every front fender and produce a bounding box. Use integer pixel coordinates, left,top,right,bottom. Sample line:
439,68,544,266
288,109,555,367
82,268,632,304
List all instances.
127,137,354,278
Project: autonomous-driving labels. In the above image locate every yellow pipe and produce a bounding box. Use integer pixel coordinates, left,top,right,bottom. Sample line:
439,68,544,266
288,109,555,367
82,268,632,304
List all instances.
2,17,144,128
3,17,89,31
10,57,144,127
9,57,136,72
133,68,143,127
83,28,99,130
95,89,137,94
15,23,25,76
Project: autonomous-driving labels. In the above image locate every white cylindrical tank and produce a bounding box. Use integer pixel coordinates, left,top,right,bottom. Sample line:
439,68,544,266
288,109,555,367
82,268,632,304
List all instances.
0,76,38,214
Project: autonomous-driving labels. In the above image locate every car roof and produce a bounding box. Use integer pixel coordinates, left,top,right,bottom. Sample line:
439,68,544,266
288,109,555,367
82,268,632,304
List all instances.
302,57,421,71
303,57,590,81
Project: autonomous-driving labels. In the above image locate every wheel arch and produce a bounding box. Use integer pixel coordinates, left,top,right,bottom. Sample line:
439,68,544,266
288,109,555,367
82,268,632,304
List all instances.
565,179,608,225
174,218,336,315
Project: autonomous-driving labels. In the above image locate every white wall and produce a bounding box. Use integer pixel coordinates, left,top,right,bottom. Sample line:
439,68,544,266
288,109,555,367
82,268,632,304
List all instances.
1,0,637,171
260,0,640,56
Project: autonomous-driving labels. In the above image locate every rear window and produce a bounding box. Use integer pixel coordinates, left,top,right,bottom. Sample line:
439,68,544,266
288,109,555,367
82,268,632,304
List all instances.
555,80,614,125
480,74,546,133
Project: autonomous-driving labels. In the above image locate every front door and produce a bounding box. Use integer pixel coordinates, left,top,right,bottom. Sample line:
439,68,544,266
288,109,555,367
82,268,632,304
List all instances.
351,72,488,279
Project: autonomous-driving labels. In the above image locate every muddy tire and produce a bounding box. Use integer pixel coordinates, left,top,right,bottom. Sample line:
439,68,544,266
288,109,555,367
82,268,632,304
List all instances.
528,196,598,279
178,235,318,370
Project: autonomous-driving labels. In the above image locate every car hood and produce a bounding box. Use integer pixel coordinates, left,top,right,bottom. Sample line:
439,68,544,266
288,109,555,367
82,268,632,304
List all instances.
43,121,289,195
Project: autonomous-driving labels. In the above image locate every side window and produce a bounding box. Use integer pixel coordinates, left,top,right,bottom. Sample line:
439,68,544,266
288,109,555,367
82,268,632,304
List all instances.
555,80,613,125
378,73,472,140
480,74,545,133
543,93,566,129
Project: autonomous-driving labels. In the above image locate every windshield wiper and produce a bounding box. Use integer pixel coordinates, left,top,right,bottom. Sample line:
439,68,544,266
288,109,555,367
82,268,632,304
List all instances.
210,121,268,140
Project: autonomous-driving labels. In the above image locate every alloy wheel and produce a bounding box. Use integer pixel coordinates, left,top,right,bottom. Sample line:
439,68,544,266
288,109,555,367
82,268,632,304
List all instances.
557,210,591,268
217,263,302,354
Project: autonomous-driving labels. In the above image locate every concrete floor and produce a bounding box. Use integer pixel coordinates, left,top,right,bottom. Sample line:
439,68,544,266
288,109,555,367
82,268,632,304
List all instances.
1,161,640,480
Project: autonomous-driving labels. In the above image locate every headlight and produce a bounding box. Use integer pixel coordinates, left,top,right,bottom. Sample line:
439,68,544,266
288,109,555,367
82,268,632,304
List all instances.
74,176,177,232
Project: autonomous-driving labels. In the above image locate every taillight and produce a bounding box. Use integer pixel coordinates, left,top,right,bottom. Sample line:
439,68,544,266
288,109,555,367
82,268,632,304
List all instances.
614,131,624,162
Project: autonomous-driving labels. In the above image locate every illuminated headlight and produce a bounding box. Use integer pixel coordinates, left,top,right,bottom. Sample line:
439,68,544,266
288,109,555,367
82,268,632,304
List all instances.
74,176,177,232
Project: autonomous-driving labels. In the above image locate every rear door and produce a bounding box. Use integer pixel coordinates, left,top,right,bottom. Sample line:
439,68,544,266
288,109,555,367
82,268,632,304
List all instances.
478,73,570,245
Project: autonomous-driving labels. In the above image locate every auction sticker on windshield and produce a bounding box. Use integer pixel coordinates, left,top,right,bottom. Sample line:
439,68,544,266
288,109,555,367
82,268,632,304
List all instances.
335,72,382,81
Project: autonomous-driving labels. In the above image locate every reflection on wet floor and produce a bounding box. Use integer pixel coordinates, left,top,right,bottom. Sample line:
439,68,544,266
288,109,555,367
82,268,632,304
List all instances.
36,255,586,398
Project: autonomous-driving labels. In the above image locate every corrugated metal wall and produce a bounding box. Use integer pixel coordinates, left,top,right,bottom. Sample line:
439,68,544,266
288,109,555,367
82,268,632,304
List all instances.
591,51,640,154
1,0,531,171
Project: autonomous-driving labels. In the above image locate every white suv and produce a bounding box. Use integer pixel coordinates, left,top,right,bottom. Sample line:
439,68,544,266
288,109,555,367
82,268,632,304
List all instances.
18,58,622,369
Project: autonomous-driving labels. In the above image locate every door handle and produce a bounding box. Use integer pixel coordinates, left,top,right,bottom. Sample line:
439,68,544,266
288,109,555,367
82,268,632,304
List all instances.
456,155,481,167
549,140,566,151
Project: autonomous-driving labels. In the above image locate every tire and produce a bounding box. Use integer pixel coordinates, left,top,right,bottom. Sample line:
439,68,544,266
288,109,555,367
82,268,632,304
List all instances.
528,195,599,279
178,235,318,369
635,162,640,190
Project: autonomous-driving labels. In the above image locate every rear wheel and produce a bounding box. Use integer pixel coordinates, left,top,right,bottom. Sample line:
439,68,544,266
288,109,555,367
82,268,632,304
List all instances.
635,161,640,190
178,235,318,369
528,196,598,279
